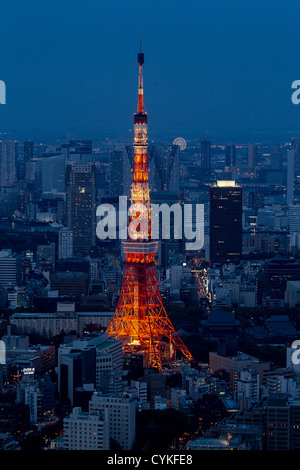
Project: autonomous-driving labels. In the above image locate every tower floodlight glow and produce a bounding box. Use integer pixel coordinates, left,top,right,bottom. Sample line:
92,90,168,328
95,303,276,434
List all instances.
106,44,193,370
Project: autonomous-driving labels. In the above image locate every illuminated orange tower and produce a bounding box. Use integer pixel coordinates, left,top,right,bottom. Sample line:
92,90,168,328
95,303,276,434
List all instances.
106,42,193,370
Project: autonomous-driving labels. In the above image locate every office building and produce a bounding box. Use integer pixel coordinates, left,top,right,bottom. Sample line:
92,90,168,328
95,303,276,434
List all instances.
58,333,123,404
41,153,66,193
235,369,260,404
109,150,126,197
89,392,136,450
0,140,17,187
287,149,295,205
63,407,109,450
50,271,88,297
266,397,300,450
248,191,264,211
270,145,282,170
209,181,242,265
10,305,114,338
209,351,270,390
0,249,22,289
289,204,300,234
58,346,96,406
225,145,236,167
248,144,258,167
37,243,56,271
23,140,34,163
68,140,93,163
0,403,30,436
66,163,97,255
58,228,73,260
256,256,300,305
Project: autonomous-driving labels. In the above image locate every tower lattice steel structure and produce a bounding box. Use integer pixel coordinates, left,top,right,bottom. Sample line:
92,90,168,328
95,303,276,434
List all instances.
106,43,193,370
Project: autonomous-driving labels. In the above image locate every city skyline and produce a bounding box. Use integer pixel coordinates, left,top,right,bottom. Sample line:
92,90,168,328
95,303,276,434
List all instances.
1,0,300,454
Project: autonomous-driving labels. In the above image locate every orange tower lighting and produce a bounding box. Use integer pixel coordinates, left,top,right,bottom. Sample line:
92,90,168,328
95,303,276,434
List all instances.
106,42,193,370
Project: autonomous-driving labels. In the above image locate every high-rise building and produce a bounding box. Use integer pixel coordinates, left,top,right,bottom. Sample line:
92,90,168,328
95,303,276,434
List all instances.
289,204,300,234
24,141,34,163
37,243,56,271
287,149,295,205
291,138,300,170
41,153,66,193
66,140,93,164
0,249,22,289
0,140,18,187
235,368,260,403
109,150,125,197
247,144,258,167
58,228,73,260
63,407,109,450
89,392,136,450
266,397,300,450
270,145,282,170
209,181,243,265
256,256,300,306
66,163,97,255
58,346,96,406
225,145,236,167
201,139,211,169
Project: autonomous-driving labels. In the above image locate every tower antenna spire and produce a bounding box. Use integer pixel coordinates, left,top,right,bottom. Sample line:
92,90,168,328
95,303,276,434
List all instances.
137,38,144,114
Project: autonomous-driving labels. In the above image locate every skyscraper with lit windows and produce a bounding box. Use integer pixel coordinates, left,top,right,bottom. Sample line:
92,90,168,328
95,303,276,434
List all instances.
66,163,96,256
209,181,242,265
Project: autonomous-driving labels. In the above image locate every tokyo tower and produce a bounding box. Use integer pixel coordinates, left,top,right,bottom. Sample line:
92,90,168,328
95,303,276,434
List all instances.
106,42,193,370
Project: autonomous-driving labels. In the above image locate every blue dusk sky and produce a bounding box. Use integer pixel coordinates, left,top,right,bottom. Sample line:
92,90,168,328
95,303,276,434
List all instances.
0,0,300,143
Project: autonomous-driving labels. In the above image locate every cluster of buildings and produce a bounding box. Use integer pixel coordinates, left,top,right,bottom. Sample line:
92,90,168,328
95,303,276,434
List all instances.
0,136,300,450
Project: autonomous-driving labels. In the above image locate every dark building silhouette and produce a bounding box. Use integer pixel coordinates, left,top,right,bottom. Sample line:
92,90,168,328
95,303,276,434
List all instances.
225,145,236,167
248,144,258,167
209,181,242,265
109,150,125,197
270,145,282,170
69,140,92,155
256,255,300,306
24,140,34,163
248,191,264,210
66,163,97,256
291,138,300,170
201,311,241,339
59,346,96,406
0,403,30,436
50,271,89,298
